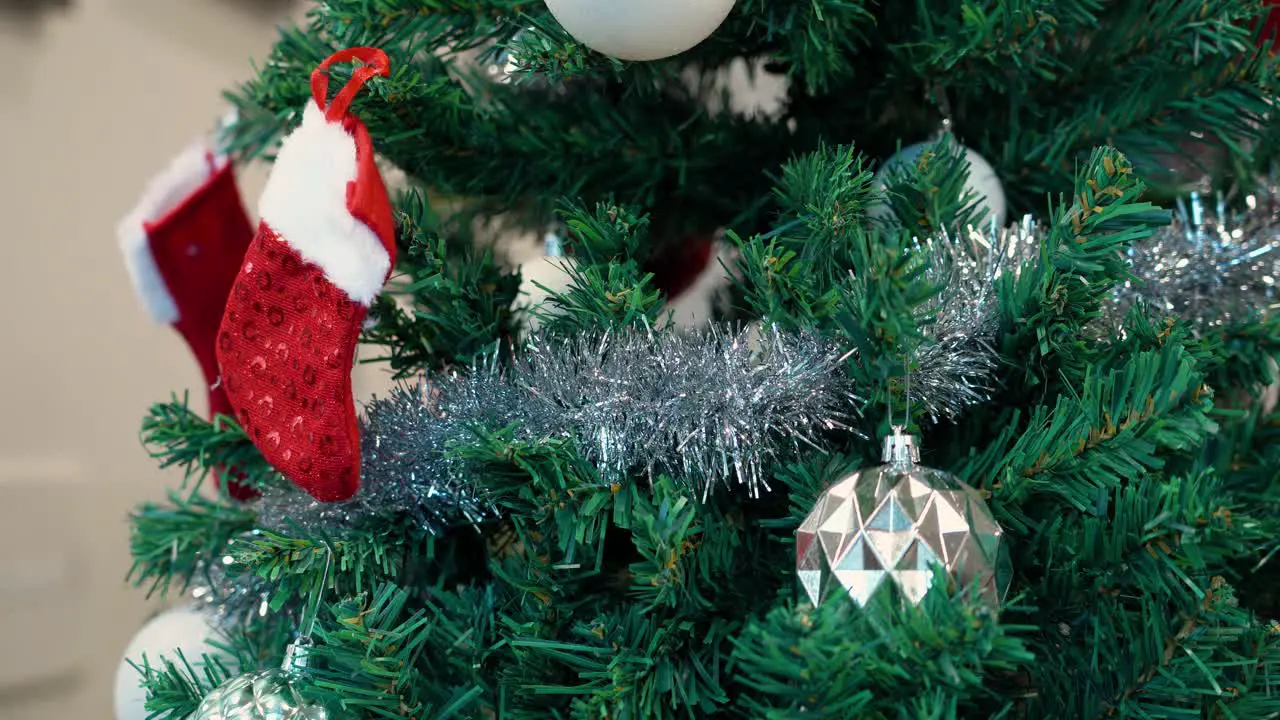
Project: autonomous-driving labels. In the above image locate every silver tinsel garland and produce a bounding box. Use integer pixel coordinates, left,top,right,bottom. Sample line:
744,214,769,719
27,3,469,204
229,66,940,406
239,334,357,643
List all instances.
909,216,1039,422
190,556,277,630
1109,182,1280,330
516,325,858,498
257,377,507,534
256,325,860,533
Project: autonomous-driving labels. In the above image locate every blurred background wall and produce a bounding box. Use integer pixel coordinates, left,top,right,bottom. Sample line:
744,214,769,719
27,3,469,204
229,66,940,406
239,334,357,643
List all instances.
0,1,298,717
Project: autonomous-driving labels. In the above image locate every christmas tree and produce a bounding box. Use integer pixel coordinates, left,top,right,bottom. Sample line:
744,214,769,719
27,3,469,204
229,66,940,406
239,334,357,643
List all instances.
115,1,1280,718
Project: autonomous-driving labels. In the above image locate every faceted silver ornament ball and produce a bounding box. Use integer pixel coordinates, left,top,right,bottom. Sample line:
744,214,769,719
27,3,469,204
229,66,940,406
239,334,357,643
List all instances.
192,669,332,720
796,431,1010,608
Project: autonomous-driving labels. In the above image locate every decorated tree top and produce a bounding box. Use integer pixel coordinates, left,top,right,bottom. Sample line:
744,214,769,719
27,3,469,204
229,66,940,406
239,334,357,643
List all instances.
226,1,1280,267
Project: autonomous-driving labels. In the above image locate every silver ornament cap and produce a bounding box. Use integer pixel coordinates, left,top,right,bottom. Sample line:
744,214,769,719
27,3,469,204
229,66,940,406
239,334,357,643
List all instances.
796,428,1010,608
881,427,920,466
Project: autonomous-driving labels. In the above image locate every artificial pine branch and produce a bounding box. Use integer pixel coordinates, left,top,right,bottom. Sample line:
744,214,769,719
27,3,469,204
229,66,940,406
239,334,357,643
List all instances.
1094,577,1280,718
133,651,239,720
728,0,876,92
128,490,257,598
1026,499,1275,716
964,343,1216,530
506,605,738,717
1003,148,1168,388
538,201,666,335
1127,614,1280,717
732,144,936,382
1007,1,1277,184
456,427,617,557
731,588,1035,718
140,396,280,492
1206,316,1280,393
874,137,989,233
362,189,521,376
769,143,881,268
304,587,479,718
885,0,1069,93
223,528,425,616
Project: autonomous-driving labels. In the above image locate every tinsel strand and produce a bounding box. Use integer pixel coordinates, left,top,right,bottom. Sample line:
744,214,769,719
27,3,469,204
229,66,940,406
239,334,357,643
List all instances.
256,325,861,534
909,216,1039,422
1108,181,1280,330
516,325,859,499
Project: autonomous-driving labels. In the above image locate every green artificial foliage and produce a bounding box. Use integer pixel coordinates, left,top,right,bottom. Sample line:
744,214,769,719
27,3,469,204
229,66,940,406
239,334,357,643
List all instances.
122,1,1280,718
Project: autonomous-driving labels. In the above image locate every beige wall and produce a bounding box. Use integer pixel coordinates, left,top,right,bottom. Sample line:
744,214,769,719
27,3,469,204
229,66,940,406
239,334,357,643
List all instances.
0,2,298,717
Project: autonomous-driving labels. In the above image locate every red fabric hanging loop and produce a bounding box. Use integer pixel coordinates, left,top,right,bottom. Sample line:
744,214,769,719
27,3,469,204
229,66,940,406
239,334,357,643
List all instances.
310,47,391,121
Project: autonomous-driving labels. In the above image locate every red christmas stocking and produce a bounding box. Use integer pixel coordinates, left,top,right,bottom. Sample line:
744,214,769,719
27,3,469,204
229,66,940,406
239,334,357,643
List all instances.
118,134,257,500
1263,0,1280,51
646,233,717,301
217,48,396,503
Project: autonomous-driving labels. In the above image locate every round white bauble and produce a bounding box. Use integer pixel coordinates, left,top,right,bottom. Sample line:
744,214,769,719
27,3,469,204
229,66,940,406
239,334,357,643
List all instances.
517,233,579,334
486,31,527,84
544,0,736,61
872,141,1008,230
663,241,736,330
1263,357,1279,416
114,605,236,720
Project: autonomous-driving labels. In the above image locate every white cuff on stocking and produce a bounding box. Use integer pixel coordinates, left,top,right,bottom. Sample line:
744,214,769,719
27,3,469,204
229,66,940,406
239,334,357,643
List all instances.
257,103,392,306
118,142,227,324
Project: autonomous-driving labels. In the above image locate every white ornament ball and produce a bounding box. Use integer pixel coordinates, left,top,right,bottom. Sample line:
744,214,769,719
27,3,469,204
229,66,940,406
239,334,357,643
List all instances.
517,233,579,333
1263,357,1279,416
545,0,736,61
873,141,1008,229
114,605,236,720
663,241,736,330
487,30,528,84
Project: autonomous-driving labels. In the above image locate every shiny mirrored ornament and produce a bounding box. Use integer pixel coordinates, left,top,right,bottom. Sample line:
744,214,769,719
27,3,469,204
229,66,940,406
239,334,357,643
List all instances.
796,429,1010,608
192,669,331,720
192,642,335,720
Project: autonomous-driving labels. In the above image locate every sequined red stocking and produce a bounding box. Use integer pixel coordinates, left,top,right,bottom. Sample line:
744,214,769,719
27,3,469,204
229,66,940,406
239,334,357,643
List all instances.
217,48,396,503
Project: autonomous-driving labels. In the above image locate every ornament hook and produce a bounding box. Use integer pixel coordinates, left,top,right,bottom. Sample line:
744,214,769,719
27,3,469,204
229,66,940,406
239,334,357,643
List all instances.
927,84,956,142
882,355,919,467
283,540,334,673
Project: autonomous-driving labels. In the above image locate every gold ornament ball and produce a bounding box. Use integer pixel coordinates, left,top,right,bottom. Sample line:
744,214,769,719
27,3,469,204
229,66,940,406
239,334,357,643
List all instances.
796,431,1010,608
192,669,333,720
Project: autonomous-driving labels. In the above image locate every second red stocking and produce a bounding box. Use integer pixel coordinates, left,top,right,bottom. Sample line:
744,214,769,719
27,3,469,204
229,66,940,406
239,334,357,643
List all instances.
118,132,257,499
